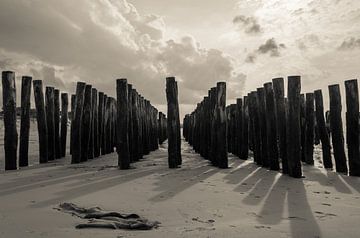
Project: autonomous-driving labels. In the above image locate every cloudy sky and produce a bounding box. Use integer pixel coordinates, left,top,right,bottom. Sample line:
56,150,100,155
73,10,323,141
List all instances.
1,0,360,118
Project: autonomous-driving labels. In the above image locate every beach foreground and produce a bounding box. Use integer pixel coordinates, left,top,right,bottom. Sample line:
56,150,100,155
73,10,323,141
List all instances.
0,139,359,238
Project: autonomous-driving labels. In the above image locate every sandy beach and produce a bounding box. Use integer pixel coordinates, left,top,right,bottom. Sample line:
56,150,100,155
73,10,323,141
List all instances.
1,136,359,238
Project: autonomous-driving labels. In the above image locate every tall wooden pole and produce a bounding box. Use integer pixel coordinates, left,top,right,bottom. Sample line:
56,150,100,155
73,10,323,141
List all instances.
264,82,279,170
70,94,76,155
257,88,268,167
71,82,86,164
19,76,32,167
314,90,333,169
97,92,104,157
166,77,182,168
2,71,18,170
272,77,288,173
287,76,302,178
241,95,249,160
345,79,360,176
33,80,48,164
117,79,130,169
328,84,347,173
92,88,98,158
60,93,68,158
215,82,228,168
54,89,61,159
304,93,315,165
81,85,92,162
45,87,55,161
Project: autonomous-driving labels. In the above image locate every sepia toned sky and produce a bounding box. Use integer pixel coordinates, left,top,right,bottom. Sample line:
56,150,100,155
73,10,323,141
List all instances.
0,0,360,118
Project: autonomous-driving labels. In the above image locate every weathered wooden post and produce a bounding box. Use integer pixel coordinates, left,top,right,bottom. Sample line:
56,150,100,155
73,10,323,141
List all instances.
248,92,260,164
92,88,98,158
33,80,48,163
97,92,104,157
131,89,140,160
60,93,68,157
300,94,306,162
257,87,268,167
209,87,218,164
272,77,287,173
117,79,130,169
304,93,315,165
287,76,302,178
70,94,76,155
101,94,108,155
71,82,86,164
54,89,61,159
166,77,182,168
241,95,249,160
345,79,360,176
314,90,333,169
128,84,134,161
2,71,18,170
19,76,32,167
81,85,92,162
235,98,243,158
215,82,228,168
45,87,55,161
328,84,347,173
136,92,144,160
264,82,280,170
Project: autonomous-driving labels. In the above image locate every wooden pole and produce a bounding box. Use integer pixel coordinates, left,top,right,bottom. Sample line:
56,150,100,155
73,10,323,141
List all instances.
215,82,228,168
264,82,280,170
71,82,86,164
92,88,98,158
81,85,92,162
45,87,55,161
235,98,243,158
70,94,76,155
2,71,18,170
314,89,333,169
101,94,107,155
54,89,61,159
300,94,306,163
304,93,315,165
345,79,360,176
117,79,130,169
128,84,134,162
60,93,68,158
33,80,48,164
166,77,182,168
19,76,32,167
272,77,288,173
241,95,249,160
328,84,347,173
287,76,302,178
257,87,268,167
97,92,104,157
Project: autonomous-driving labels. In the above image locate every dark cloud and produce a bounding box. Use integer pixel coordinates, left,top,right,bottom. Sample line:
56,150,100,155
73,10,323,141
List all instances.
233,15,261,34
257,38,286,56
244,38,285,63
338,37,360,50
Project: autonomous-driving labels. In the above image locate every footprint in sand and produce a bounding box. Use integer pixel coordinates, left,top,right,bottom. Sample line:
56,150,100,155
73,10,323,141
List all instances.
254,225,271,229
314,211,337,220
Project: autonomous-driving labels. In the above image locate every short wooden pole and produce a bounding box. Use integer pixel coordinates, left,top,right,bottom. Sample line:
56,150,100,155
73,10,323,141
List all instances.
117,79,130,169
45,87,55,161
304,93,315,165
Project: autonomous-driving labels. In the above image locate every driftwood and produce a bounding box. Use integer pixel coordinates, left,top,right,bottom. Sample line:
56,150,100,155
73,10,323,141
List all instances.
57,203,160,230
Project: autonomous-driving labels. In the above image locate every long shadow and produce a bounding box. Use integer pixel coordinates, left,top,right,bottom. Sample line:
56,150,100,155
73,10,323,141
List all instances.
287,179,321,238
149,163,219,202
303,165,352,194
258,177,321,237
241,169,278,206
339,174,360,193
257,175,288,225
233,167,264,193
31,166,164,208
223,161,258,185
